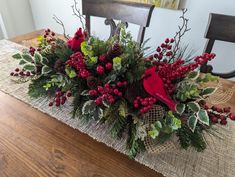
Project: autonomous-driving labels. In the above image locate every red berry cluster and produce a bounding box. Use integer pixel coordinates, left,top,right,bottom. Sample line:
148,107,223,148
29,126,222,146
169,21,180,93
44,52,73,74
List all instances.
66,52,90,78
89,81,128,106
133,96,157,114
146,38,175,62
43,28,56,43
10,68,31,77
96,54,113,75
202,103,235,125
155,53,216,95
49,91,72,107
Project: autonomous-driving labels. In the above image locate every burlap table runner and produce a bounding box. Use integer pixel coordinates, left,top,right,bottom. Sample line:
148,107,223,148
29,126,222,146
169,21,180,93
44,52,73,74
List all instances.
0,39,235,177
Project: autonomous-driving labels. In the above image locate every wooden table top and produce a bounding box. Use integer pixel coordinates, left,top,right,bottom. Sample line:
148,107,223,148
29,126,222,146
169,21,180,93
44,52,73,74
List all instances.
0,30,234,177
0,30,163,177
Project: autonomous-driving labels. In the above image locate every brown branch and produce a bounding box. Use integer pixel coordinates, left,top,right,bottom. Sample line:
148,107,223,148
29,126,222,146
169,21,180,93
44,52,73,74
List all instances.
169,8,191,62
53,15,70,40
71,0,86,31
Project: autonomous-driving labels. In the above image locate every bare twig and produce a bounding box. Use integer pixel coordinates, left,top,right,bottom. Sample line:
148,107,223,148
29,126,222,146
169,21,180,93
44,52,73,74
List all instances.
169,9,191,62
53,15,70,40
71,0,86,31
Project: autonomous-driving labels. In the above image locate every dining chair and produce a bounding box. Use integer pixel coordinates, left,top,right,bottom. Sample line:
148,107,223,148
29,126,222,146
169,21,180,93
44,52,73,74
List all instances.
200,13,235,79
82,0,155,44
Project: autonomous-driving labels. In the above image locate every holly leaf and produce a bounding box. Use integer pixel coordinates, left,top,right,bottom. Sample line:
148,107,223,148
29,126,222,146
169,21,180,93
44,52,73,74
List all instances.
188,71,200,80
93,107,104,120
188,102,200,113
34,52,42,64
22,54,33,62
41,57,49,65
23,64,36,71
197,109,210,126
82,100,96,114
188,115,198,132
176,103,185,115
201,87,217,97
12,53,22,59
41,65,52,75
19,59,27,65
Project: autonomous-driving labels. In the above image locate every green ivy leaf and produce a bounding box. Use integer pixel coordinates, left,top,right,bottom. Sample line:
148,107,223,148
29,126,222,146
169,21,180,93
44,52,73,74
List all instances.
188,102,200,113
188,115,198,132
65,66,77,78
19,59,27,65
12,53,22,59
148,129,159,139
82,100,96,114
201,87,217,97
41,65,52,75
22,54,33,62
34,52,42,64
188,71,200,80
197,109,210,126
176,103,185,115
23,64,36,71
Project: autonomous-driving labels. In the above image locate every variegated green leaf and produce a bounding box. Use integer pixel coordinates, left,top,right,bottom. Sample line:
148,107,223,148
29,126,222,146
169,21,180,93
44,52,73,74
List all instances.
188,115,198,132
201,87,217,97
176,103,185,115
188,102,200,113
41,65,52,75
197,109,210,126
23,64,36,71
12,53,22,59
22,54,33,62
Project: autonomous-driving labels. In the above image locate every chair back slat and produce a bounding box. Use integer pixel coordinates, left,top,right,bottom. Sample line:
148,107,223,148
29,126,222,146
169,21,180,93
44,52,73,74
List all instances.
82,0,154,44
205,13,235,43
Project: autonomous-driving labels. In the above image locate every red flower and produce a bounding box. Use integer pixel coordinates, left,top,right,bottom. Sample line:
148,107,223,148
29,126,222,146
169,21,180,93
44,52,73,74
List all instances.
67,28,85,52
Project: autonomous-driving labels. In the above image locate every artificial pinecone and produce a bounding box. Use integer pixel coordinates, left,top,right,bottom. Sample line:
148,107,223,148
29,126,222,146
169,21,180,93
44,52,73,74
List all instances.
86,76,102,89
54,59,65,73
107,42,123,59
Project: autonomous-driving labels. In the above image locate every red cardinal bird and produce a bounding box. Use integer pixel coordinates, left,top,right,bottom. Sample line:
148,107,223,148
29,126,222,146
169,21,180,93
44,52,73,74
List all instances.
143,66,176,111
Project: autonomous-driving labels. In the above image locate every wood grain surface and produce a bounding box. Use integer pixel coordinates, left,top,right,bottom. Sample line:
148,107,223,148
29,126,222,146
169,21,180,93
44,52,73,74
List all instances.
0,30,163,177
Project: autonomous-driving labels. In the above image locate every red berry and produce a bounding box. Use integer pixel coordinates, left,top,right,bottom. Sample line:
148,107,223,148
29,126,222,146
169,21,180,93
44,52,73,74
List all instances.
123,81,128,87
10,72,14,76
26,71,31,76
224,107,231,113
105,63,113,70
134,104,139,108
141,101,148,106
114,89,119,95
51,32,55,36
67,91,72,97
61,100,65,105
56,102,60,107
99,54,106,62
96,65,105,75
156,47,161,53
89,90,97,96
220,119,228,125
14,73,19,76
95,97,103,105
229,113,235,120
98,86,104,93
117,81,122,87
165,38,170,43
104,84,110,88
49,102,53,107
15,68,20,72
118,92,123,97
170,38,175,43
211,116,218,123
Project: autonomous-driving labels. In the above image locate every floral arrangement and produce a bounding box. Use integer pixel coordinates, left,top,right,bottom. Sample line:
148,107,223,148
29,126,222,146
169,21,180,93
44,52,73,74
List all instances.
10,10,235,158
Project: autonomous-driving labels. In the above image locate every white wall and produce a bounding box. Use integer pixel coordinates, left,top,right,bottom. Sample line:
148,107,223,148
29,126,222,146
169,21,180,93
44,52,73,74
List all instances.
30,0,235,78
0,0,35,38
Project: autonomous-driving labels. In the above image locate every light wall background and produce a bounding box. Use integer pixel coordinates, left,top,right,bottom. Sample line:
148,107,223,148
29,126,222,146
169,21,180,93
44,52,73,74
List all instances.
0,0,35,38
2,0,235,79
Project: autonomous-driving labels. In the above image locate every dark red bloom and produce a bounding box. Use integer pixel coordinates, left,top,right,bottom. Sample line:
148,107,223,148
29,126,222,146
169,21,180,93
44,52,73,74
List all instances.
67,28,85,52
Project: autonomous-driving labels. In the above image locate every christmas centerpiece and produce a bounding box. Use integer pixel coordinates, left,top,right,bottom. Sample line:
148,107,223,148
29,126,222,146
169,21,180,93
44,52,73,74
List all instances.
10,10,235,159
